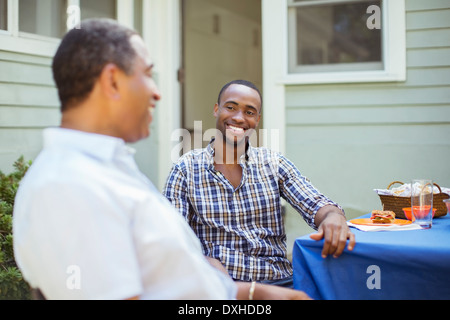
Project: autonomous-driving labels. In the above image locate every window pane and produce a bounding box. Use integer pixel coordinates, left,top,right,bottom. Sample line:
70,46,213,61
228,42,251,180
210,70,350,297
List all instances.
0,0,7,30
80,0,116,20
134,0,143,35
19,0,66,38
291,1,382,72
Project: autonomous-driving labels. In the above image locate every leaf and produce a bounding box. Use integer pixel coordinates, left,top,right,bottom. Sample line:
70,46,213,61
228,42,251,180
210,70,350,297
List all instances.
0,157,33,300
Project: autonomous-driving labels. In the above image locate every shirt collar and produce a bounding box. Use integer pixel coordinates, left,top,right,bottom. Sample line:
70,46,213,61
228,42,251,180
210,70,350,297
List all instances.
43,127,135,161
205,138,256,168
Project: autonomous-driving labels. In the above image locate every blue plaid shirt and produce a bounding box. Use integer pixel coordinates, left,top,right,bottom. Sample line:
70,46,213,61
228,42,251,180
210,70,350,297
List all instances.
163,141,342,281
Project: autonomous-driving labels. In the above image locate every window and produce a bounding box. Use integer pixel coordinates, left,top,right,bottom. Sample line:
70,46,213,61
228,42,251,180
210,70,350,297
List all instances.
0,0,6,30
0,0,143,57
19,0,66,38
285,0,406,84
134,0,143,35
289,0,382,73
15,0,117,40
80,0,117,21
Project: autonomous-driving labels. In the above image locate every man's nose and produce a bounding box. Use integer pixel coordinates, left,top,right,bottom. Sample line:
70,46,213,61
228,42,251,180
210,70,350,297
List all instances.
231,110,245,123
150,80,162,102
153,86,162,101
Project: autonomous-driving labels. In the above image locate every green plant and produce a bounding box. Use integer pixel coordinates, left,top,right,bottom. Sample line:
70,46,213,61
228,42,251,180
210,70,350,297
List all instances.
0,156,32,300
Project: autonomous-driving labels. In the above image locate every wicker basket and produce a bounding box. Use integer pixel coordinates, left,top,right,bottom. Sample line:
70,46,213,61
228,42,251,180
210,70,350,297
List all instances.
378,181,450,219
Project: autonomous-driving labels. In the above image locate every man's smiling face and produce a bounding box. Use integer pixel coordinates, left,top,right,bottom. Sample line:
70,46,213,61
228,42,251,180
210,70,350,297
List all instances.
213,84,261,147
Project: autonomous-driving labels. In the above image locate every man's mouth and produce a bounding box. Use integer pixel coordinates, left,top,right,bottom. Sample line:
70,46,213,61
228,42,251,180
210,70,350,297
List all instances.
226,124,246,134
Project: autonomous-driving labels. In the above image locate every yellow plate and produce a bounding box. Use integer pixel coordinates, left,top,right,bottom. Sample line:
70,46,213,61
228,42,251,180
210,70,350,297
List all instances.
350,218,412,227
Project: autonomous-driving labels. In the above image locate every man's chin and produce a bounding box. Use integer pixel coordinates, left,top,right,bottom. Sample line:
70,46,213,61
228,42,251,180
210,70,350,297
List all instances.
127,130,150,144
225,135,247,147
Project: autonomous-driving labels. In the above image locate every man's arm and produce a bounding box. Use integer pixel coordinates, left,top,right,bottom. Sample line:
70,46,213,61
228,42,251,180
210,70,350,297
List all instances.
277,155,355,258
310,205,355,258
206,257,311,300
235,282,312,300
162,164,190,218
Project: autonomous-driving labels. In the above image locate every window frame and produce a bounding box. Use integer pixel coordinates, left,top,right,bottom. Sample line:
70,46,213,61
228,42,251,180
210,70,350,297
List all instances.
0,0,138,57
284,0,406,84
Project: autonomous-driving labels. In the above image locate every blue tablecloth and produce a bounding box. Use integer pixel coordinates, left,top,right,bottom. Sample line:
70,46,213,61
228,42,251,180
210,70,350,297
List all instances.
293,214,450,300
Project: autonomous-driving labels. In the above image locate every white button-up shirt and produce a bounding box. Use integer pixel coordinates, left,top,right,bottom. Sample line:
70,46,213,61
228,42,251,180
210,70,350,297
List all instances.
13,128,236,300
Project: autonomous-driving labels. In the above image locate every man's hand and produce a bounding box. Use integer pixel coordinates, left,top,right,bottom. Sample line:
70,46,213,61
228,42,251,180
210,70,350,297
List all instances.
310,205,355,258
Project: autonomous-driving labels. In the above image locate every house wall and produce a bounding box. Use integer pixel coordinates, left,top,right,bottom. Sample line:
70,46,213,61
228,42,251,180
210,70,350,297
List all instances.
283,0,450,243
0,50,60,173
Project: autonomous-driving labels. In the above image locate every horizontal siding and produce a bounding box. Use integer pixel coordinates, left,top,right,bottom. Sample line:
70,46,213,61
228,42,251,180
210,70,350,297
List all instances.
0,50,53,66
406,9,450,30
406,28,450,48
0,83,59,107
284,0,450,222
405,67,450,85
406,0,450,11
407,48,450,68
286,86,450,107
0,60,55,86
287,105,450,126
0,50,60,172
286,123,450,146
0,128,45,173
0,106,61,128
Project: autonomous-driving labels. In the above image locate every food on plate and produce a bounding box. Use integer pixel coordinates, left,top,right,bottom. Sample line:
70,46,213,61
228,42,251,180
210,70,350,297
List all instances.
370,210,395,224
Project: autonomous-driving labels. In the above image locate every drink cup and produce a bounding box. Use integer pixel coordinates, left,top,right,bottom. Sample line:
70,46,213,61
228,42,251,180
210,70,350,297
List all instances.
444,199,450,216
411,179,433,229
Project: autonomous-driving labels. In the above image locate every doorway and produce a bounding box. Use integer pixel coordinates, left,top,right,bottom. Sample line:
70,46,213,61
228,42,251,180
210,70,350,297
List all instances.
181,0,262,151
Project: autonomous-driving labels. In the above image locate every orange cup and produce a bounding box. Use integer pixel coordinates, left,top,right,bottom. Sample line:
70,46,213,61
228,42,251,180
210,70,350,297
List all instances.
402,207,436,221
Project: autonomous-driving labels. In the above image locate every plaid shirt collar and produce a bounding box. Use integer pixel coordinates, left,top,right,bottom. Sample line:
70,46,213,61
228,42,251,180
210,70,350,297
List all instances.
205,138,255,170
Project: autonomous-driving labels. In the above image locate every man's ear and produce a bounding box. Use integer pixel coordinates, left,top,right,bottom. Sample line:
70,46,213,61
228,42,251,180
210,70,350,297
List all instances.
99,63,121,101
213,103,219,117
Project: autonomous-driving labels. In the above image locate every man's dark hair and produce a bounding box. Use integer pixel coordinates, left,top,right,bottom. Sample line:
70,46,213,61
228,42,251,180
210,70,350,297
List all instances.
217,80,263,112
52,19,138,111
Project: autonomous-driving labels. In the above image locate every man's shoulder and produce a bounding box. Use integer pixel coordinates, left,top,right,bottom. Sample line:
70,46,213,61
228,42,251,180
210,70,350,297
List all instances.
174,148,210,165
249,146,283,163
20,153,96,191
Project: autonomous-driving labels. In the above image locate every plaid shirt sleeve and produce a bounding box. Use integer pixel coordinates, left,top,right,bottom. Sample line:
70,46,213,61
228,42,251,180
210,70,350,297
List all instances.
163,164,191,222
277,154,344,230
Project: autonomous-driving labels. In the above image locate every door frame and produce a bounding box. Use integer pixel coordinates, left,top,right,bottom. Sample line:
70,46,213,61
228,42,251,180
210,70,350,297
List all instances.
143,0,182,190
262,0,286,154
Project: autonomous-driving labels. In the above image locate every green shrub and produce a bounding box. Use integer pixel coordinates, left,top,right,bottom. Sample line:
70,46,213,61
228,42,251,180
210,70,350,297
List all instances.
0,156,32,300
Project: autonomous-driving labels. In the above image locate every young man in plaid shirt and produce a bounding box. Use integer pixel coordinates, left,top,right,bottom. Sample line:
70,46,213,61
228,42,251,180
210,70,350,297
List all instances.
163,80,355,288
